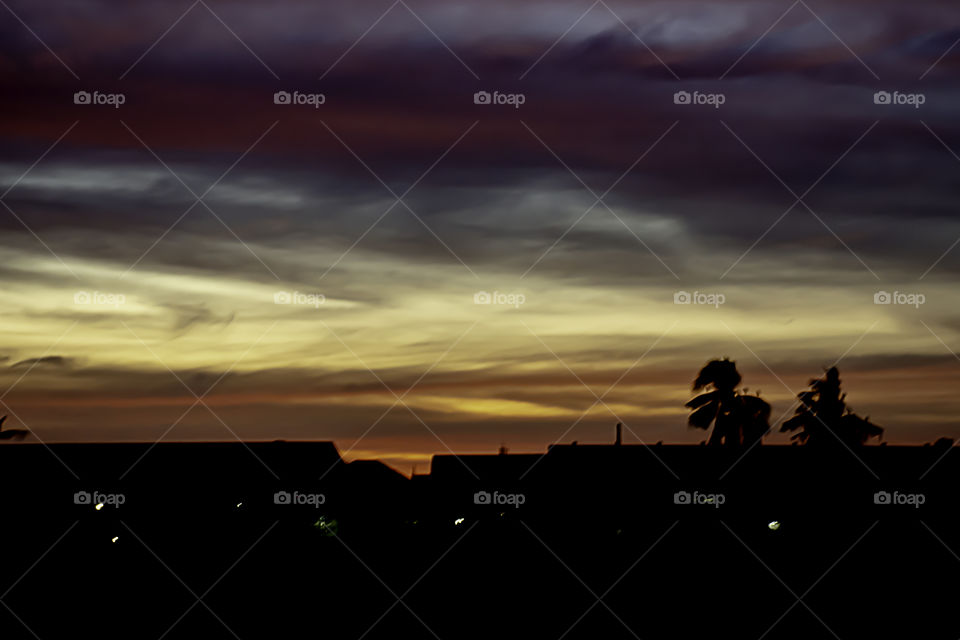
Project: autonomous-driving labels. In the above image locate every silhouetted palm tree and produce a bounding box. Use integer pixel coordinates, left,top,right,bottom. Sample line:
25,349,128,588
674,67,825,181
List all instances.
780,367,882,446
686,359,771,447
0,415,28,441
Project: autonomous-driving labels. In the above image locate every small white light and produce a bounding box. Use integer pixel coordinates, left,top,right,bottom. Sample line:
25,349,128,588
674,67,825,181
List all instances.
95,503,104,511
111,536,119,543
768,521,781,531
454,517,465,526
236,502,242,508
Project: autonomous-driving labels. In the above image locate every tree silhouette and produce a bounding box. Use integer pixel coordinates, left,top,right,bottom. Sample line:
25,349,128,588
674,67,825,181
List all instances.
685,359,771,447
779,367,882,446
0,415,28,440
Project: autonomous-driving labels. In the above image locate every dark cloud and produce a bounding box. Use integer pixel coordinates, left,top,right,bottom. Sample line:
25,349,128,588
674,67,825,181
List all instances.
1,0,959,455
10,355,74,368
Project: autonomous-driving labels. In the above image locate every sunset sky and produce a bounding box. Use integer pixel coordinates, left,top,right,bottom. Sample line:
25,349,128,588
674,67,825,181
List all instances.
2,0,960,470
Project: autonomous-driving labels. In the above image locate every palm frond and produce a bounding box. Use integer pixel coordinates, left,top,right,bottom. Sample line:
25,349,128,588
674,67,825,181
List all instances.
688,403,718,429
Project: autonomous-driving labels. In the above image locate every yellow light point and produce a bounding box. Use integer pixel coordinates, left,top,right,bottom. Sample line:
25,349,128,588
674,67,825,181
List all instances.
95,503,104,511
454,517,465,526
111,536,119,543
768,521,781,531
236,502,242,508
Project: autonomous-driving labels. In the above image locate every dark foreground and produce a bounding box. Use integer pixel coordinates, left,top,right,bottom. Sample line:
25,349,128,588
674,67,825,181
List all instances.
0,440,957,639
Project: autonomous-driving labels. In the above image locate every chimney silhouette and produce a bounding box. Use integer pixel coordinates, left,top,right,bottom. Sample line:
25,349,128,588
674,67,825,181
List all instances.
615,422,622,446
